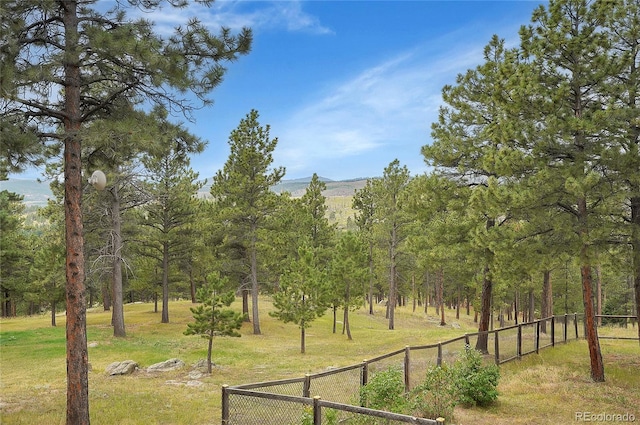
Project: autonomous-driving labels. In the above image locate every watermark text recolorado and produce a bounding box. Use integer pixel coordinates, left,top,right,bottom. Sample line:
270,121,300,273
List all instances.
575,412,636,422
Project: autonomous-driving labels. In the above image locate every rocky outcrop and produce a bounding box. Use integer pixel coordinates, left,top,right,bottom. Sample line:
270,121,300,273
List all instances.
105,360,138,376
147,358,185,372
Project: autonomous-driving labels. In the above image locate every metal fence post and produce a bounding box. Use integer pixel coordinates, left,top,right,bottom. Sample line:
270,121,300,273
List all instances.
574,313,579,339
221,385,229,425
494,332,500,365
437,343,442,367
535,320,540,354
564,314,568,343
404,346,410,392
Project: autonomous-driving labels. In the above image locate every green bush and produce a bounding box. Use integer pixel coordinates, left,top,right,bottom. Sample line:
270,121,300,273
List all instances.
453,345,500,406
410,363,457,420
359,367,408,414
357,347,499,423
301,407,338,425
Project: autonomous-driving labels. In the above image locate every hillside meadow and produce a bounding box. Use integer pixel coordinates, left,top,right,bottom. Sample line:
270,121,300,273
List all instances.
1,298,638,424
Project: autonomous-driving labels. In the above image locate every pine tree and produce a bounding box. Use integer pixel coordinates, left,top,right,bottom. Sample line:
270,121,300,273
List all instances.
330,231,368,340
375,160,411,330
184,273,244,374
423,36,522,350
599,0,640,344
270,244,329,354
211,110,285,335
0,2,250,421
139,116,205,324
518,0,615,381
353,179,377,314
0,190,27,317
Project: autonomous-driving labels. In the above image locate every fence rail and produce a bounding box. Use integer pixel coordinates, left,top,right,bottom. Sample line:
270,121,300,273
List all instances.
595,315,638,340
222,313,637,425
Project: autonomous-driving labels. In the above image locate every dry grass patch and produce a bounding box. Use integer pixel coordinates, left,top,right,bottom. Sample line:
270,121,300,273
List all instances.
452,341,640,425
1,300,638,424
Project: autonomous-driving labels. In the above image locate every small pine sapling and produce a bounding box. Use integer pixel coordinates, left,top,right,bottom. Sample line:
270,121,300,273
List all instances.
184,273,245,373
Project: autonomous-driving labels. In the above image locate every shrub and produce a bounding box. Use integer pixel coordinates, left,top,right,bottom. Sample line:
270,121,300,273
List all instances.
359,367,408,414
453,345,500,406
410,363,457,420
301,407,338,425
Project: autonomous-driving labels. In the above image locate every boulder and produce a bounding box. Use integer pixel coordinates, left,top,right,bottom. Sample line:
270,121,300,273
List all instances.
106,360,138,376
192,359,213,373
147,358,185,372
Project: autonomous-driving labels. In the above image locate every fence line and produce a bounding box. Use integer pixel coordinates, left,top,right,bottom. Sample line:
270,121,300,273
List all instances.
595,315,638,340
222,313,637,425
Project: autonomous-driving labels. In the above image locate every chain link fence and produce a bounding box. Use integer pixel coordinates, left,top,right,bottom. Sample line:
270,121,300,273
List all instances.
222,313,588,425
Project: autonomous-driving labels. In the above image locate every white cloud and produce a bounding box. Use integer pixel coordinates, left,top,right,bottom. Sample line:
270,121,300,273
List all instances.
126,1,332,35
274,38,486,177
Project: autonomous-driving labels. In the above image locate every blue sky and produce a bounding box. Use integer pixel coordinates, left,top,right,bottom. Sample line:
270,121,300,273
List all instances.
179,0,546,181
11,1,547,182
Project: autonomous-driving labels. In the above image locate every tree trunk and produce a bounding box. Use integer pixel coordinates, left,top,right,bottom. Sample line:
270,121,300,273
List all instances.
438,268,446,326
475,219,494,354
514,291,519,325
528,290,535,323
632,196,640,346
207,336,213,374
62,2,90,422
111,185,125,336
343,306,352,341
161,241,170,323
581,262,605,381
388,224,397,330
595,265,602,326
541,270,551,333
242,288,250,322
102,279,111,311
424,272,429,315
51,301,57,327
63,2,90,422
412,275,417,313
189,269,196,304
456,285,460,320
332,306,337,334
368,241,374,315
1,288,11,317
250,227,261,335
300,320,306,354
578,197,605,382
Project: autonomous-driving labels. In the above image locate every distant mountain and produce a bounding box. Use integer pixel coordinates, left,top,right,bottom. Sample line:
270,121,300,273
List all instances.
271,177,367,197
283,176,334,183
200,176,368,198
3,176,370,207
1,179,54,207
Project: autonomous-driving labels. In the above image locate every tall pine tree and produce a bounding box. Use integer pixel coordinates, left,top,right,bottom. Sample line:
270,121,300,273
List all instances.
0,2,250,421
210,110,285,335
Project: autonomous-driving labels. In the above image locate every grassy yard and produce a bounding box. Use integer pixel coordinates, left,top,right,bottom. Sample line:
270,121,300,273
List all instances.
1,298,638,424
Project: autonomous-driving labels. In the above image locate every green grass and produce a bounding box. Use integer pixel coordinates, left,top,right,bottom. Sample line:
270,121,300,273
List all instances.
1,299,638,424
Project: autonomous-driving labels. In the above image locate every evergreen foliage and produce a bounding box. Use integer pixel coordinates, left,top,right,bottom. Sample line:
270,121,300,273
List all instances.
211,109,285,335
270,244,329,354
359,367,408,414
184,273,244,374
